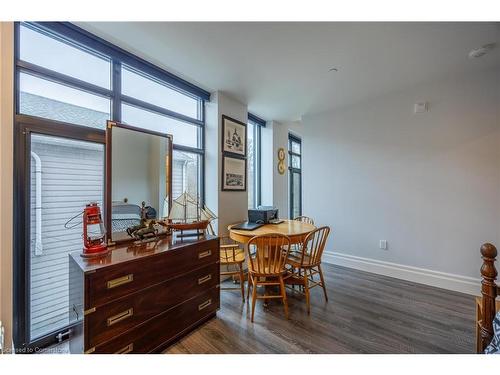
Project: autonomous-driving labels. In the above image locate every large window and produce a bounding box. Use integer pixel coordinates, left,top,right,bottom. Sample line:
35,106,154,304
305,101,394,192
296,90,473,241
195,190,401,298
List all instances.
121,66,200,119
289,133,302,219
19,23,111,89
14,22,209,351
247,113,265,208
19,72,111,128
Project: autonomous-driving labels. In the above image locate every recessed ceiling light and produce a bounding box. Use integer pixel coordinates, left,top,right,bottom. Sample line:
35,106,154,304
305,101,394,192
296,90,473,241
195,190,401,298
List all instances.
468,43,496,59
329,67,339,72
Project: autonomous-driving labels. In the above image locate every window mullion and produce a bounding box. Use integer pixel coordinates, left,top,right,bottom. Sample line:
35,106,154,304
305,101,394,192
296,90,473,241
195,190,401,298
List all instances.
112,60,121,122
121,95,204,127
17,60,112,98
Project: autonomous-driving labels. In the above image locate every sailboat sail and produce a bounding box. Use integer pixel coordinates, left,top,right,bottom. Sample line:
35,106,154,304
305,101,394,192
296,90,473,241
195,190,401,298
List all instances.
168,192,216,224
168,198,185,221
200,205,216,221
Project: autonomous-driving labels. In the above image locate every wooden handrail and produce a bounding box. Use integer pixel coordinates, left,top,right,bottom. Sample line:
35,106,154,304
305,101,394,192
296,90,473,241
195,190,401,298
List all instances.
479,243,498,352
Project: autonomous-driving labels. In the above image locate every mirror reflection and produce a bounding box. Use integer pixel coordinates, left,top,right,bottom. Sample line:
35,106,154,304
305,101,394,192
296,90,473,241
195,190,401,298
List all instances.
110,125,172,242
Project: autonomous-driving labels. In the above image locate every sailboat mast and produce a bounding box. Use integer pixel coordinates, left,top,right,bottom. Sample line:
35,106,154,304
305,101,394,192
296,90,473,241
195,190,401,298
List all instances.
183,193,187,223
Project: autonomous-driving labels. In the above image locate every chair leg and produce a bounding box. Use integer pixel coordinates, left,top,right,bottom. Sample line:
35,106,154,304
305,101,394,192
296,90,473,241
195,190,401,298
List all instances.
318,264,328,302
303,269,310,315
247,274,252,301
279,276,289,319
298,268,304,292
251,280,258,323
238,263,245,302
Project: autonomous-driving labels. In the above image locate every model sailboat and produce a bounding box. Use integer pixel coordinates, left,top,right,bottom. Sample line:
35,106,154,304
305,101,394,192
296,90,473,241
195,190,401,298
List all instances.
167,192,216,235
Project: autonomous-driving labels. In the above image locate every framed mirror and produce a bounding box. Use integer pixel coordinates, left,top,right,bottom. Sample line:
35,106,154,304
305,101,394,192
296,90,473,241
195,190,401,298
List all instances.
105,120,173,244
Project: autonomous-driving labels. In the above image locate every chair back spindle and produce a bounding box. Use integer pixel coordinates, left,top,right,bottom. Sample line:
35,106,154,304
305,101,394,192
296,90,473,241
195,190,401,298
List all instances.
294,216,315,226
300,226,330,266
247,234,291,276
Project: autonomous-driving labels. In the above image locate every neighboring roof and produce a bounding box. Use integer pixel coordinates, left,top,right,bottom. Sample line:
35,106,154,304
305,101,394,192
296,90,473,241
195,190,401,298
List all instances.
20,91,109,129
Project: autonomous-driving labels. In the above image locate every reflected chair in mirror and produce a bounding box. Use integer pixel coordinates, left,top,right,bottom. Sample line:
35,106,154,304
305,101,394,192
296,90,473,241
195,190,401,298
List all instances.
246,234,291,322
293,215,315,225
285,226,330,314
207,222,245,301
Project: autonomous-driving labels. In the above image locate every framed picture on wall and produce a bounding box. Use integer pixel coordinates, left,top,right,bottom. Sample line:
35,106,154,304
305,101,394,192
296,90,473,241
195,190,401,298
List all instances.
222,155,247,191
222,115,247,157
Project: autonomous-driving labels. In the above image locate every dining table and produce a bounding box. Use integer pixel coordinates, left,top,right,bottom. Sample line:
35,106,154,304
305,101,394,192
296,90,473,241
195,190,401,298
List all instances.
228,219,316,245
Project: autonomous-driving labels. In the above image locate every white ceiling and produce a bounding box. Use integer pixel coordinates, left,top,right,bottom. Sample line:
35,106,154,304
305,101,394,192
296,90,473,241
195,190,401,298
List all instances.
77,22,500,122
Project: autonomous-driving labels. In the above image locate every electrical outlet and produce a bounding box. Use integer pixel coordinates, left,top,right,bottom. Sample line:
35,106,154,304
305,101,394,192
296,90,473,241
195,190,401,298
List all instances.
379,240,388,250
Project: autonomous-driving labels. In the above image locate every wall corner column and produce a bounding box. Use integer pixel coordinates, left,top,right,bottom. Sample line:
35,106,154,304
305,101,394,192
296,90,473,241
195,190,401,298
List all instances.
0,21,15,353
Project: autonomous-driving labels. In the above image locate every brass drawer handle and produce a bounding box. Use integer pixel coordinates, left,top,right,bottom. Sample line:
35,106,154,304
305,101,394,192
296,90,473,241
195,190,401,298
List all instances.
198,250,212,259
107,274,134,289
115,343,134,354
198,299,212,311
107,308,134,327
198,274,212,285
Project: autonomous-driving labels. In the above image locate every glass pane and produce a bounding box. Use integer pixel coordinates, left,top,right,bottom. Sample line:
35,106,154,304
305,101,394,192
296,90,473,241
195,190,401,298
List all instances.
292,172,301,218
19,73,110,129
122,104,199,148
20,24,111,89
172,150,200,200
247,122,255,208
291,141,301,154
30,134,104,340
122,67,199,119
291,155,301,169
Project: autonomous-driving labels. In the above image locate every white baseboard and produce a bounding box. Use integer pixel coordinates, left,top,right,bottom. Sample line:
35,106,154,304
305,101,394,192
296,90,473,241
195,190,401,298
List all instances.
323,251,481,296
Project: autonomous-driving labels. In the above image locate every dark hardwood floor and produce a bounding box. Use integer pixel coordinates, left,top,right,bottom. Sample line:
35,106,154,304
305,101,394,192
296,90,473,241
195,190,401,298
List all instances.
165,263,476,354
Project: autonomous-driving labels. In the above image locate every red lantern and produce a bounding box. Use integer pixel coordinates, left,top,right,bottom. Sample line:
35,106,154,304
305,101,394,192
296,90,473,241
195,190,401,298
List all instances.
82,202,108,257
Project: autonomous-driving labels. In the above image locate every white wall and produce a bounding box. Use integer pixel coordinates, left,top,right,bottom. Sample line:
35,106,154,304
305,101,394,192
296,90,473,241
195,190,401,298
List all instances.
217,93,249,234
205,91,248,235
302,68,500,292
0,22,14,351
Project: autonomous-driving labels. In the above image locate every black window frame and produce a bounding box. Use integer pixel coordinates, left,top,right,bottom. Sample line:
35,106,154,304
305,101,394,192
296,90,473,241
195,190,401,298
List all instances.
247,113,266,208
288,133,302,219
13,21,209,351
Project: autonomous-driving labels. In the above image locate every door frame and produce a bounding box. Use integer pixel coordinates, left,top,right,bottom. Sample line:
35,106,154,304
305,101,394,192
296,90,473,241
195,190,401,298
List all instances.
13,114,105,350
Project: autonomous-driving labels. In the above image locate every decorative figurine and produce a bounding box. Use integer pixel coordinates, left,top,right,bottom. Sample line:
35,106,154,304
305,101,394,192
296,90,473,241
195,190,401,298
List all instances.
126,202,160,243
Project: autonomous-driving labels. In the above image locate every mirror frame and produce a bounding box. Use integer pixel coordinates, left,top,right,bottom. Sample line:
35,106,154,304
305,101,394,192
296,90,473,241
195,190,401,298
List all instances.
105,120,173,245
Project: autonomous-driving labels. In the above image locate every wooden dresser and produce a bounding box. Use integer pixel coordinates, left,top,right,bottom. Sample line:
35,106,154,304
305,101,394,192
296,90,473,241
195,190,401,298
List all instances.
68,235,220,354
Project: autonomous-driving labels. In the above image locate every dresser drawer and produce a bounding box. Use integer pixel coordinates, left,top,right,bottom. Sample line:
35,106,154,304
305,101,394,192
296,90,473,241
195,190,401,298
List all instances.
89,287,219,353
85,262,218,348
86,238,219,308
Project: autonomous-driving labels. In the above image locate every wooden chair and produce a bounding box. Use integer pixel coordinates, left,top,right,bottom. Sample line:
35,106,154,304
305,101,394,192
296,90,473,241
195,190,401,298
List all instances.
246,233,291,322
290,216,315,255
294,215,315,225
285,226,330,314
207,222,245,301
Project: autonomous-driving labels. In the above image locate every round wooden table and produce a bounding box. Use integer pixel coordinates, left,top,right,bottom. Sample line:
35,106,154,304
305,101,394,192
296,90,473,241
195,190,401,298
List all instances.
228,220,316,245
